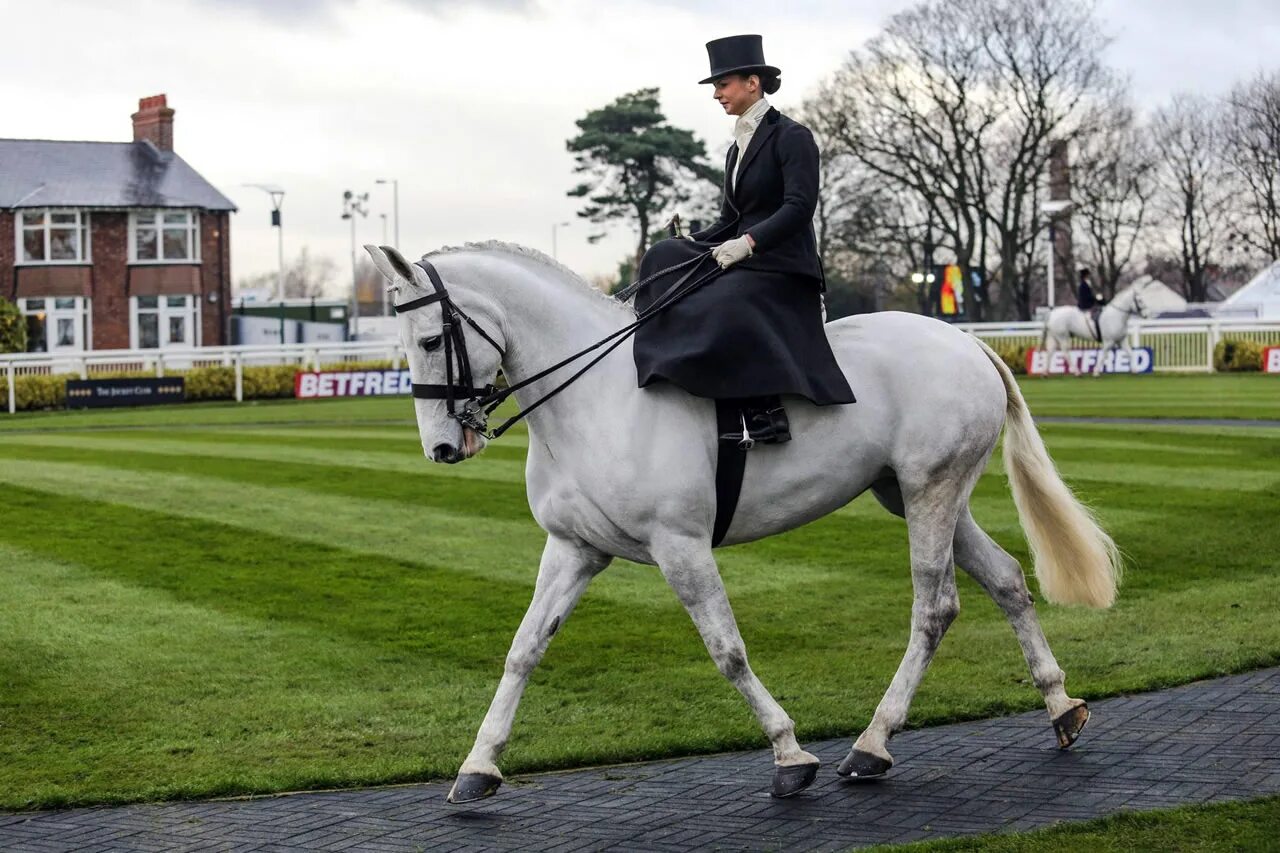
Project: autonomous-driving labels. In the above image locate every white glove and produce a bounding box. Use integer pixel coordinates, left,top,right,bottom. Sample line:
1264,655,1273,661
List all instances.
712,235,753,269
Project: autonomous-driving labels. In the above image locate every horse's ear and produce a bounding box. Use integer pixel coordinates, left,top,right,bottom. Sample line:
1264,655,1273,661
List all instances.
364,244,406,286
380,245,426,289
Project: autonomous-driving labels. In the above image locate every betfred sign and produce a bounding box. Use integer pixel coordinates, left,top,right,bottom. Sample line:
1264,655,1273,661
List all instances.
1265,346,1280,374
1027,347,1153,376
295,369,413,399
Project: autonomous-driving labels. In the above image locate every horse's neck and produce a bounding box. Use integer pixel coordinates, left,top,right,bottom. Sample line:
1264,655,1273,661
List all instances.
474,260,631,436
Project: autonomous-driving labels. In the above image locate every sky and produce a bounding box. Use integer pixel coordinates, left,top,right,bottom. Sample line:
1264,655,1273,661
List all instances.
3,0,1279,291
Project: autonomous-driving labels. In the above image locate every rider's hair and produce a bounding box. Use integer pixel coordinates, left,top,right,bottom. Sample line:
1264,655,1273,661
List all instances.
743,71,782,96
1079,268,1091,279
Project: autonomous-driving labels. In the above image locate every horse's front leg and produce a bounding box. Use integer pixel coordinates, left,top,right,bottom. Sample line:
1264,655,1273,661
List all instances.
449,534,610,803
654,534,820,798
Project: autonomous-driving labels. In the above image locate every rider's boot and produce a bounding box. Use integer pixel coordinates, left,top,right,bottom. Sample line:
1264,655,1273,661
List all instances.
718,395,791,449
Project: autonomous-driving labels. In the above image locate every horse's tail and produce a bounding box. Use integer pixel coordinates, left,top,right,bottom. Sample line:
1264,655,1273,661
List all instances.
973,336,1121,608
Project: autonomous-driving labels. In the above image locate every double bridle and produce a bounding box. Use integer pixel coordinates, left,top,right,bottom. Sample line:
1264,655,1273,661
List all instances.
394,251,723,441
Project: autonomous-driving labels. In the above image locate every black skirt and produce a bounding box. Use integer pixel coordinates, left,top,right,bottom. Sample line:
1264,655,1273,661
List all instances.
632,238,856,405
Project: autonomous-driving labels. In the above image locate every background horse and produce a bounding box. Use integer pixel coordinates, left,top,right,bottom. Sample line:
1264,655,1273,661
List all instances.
1042,282,1151,374
365,242,1121,803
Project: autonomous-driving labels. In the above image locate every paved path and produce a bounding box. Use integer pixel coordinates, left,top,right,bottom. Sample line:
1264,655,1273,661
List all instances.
3,668,1278,852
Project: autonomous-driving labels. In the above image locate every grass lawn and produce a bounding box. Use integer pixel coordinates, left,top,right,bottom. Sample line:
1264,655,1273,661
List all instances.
0,378,1277,809
877,795,1280,852
1017,373,1280,420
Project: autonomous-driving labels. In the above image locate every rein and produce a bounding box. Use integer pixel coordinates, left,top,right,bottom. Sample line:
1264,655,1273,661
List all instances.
395,251,725,440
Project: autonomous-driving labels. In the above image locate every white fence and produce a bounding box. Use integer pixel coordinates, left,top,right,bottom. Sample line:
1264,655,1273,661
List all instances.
2,341,408,414
953,316,1280,373
4,316,1280,414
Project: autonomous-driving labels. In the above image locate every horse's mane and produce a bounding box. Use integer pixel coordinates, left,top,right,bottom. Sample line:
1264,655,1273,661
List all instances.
425,240,627,312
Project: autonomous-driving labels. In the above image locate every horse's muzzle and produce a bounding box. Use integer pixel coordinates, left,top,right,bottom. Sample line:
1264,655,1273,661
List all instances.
432,443,464,464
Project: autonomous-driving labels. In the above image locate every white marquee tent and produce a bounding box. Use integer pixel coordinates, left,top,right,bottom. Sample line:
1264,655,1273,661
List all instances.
1217,260,1280,319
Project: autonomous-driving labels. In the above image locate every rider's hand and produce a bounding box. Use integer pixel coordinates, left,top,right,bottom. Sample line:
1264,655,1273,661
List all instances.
712,235,753,269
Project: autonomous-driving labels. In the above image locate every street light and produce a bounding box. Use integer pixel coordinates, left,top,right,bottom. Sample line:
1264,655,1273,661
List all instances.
552,221,571,260
342,190,369,339
243,184,285,301
1041,199,1073,310
375,178,399,250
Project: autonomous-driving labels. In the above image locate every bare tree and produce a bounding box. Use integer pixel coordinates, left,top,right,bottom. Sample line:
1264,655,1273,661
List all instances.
1073,103,1157,298
815,0,1115,320
1151,95,1232,303
1222,72,1280,261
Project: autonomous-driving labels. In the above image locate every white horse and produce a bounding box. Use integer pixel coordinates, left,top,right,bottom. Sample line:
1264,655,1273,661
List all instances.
1042,282,1151,375
365,241,1121,803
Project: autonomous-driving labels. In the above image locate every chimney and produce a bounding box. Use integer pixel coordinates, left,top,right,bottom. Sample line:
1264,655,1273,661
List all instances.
132,94,175,151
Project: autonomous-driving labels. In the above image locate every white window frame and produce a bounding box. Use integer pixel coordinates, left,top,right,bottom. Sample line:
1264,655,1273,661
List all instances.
17,296,92,353
130,294,201,350
14,208,91,265
129,209,201,264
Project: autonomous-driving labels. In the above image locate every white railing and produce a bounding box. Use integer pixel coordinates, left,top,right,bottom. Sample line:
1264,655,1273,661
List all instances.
954,316,1280,373
4,316,1280,414
1,341,408,414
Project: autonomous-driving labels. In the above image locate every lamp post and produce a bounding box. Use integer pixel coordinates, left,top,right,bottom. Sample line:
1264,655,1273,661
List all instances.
375,178,399,250
342,190,369,339
243,184,285,301
1041,199,1072,310
552,221,570,260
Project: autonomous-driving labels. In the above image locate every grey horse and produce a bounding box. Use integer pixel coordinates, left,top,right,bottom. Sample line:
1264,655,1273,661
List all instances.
364,242,1121,802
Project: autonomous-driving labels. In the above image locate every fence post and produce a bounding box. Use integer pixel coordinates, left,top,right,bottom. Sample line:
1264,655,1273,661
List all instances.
156,353,165,378
234,353,244,403
1207,321,1220,373
6,363,14,415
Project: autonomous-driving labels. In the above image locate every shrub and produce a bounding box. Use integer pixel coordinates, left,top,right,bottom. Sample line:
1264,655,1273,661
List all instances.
184,366,236,400
1214,339,1265,372
989,342,1035,375
0,373,72,411
241,365,298,399
0,298,26,353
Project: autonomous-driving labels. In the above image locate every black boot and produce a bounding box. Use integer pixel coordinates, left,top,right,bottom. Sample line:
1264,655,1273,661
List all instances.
718,396,791,449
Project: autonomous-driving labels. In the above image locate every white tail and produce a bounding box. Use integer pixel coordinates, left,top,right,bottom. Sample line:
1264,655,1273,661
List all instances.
975,339,1122,608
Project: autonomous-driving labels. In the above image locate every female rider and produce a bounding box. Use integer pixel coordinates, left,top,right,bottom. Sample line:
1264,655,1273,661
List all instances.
632,34,855,449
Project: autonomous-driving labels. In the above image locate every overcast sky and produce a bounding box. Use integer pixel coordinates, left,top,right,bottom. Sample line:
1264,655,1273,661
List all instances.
4,0,1279,290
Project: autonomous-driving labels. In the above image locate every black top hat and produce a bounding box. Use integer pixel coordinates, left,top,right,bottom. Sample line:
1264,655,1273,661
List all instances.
699,34,781,85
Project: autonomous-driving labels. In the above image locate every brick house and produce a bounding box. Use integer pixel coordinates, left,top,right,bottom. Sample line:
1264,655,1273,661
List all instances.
0,95,235,352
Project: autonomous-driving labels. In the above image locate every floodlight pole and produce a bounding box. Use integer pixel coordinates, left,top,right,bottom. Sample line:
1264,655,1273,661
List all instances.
1041,200,1072,310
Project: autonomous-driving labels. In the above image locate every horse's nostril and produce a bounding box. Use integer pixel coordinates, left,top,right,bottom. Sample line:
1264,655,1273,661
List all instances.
432,443,455,463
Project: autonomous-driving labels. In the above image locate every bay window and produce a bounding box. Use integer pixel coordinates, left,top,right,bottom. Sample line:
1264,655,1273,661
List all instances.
16,210,90,263
131,294,199,349
131,210,200,262
17,297,91,352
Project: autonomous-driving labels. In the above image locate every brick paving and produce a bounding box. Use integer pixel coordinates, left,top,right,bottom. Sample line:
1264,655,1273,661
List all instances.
3,668,1278,852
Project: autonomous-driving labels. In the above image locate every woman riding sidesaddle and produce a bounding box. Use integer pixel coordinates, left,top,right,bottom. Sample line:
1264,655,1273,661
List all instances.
633,34,855,449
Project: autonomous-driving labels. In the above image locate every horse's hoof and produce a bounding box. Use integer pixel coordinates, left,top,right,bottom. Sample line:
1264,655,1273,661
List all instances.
771,761,820,798
836,748,892,781
447,772,502,803
1053,702,1090,749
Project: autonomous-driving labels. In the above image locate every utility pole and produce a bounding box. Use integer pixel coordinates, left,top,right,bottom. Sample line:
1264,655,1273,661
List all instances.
243,184,285,301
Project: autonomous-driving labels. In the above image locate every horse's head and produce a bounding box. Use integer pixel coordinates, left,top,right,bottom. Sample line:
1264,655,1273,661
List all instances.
365,244,505,464
1117,280,1151,318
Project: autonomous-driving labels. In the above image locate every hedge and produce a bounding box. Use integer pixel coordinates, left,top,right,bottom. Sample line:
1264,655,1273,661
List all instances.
989,343,1035,375
1214,339,1265,372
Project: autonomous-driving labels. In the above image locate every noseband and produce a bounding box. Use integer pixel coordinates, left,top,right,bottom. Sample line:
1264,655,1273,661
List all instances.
394,259,505,435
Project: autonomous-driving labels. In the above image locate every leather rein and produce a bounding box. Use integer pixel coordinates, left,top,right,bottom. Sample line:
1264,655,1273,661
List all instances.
394,251,724,441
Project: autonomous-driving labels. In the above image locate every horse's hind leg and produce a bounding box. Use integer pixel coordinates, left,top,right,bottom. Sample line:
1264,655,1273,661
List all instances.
839,476,964,781
953,509,1089,747
448,534,610,803
654,535,820,798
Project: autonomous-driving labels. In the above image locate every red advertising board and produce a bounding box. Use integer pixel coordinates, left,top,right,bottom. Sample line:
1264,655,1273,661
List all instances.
1265,346,1280,374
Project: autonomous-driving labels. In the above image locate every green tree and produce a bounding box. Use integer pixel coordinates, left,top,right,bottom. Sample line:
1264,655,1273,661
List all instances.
0,297,28,353
567,88,722,268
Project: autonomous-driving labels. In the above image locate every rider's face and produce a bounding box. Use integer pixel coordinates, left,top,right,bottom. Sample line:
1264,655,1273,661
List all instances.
712,74,761,117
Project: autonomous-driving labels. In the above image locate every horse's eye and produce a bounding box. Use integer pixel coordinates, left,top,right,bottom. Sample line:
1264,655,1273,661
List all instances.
419,335,443,352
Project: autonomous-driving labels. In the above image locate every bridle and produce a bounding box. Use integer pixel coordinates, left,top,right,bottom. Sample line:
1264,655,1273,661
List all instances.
393,250,724,441
393,258,505,436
